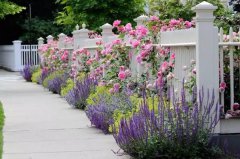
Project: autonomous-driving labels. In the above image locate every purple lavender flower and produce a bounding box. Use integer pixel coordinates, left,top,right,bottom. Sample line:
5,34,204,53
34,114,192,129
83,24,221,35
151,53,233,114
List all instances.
113,87,223,159
48,76,64,94
85,92,134,134
38,69,49,84
65,77,95,109
21,65,33,82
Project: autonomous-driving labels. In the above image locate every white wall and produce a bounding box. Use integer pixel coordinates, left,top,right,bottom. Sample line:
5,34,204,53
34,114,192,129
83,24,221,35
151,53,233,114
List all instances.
0,45,15,71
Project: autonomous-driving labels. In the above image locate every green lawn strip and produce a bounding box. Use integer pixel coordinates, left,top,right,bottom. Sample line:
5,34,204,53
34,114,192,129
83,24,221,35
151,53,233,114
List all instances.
0,102,4,159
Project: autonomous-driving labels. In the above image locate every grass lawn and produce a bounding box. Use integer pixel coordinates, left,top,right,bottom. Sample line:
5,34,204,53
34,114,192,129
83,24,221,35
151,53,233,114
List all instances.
0,102,4,159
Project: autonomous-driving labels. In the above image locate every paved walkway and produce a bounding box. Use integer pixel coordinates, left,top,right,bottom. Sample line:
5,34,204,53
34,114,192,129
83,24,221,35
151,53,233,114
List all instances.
0,70,130,159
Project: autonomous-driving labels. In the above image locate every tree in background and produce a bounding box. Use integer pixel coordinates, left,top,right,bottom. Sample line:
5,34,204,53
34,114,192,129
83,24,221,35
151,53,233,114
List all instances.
0,0,67,44
148,0,240,32
55,0,145,31
148,0,226,20
19,17,67,44
230,0,240,12
0,0,25,19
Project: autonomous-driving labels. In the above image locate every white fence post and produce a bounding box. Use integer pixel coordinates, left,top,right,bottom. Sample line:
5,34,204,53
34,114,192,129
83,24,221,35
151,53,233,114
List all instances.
46,35,54,44
101,23,114,43
134,15,149,26
72,24,89,49
134,15,149,77
58,33,67,49
12,40,22,71
193,2,220,133
72,25,80,50
38,37,44,47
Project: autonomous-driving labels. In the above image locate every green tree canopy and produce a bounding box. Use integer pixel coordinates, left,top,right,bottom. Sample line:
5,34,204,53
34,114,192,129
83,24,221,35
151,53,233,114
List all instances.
148,0,227,20
55,0,145,31
0,0,25,19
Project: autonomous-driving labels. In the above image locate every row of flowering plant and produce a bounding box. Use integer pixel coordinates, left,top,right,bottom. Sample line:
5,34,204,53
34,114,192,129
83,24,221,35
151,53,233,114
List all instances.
20,15,240,158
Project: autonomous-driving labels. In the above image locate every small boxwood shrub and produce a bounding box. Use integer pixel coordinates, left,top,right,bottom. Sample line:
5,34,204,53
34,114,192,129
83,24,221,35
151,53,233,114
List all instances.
31,68,41,84
61,78,74,97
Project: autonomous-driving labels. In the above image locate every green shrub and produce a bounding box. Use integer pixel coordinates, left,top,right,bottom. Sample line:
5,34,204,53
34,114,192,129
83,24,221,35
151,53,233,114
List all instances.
42,70,64,88
31,68,41,83
110,94,160,132
61,78,74,97
86,86,111,105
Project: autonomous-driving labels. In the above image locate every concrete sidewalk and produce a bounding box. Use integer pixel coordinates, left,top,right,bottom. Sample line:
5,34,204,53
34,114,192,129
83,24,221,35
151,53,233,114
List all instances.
0,70,130,159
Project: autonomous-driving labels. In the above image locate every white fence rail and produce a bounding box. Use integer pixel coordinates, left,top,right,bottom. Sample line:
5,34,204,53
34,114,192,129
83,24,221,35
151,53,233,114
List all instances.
0,41,39,71
21,45,39,66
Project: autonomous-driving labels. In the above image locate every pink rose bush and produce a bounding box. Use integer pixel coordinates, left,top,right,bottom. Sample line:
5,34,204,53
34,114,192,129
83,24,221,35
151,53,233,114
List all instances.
37,17,197,95
38,40,70,72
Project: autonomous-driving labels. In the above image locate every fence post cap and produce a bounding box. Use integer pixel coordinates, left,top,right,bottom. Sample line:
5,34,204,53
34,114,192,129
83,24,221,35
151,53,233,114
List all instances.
192,1,217,11
134,15,149,22
76,24,80,30
101,23,113,29
79,23,89,32
82,23,86,29
38,37,44,40
46,35,53,38
12,40,22,43
58,33,66,37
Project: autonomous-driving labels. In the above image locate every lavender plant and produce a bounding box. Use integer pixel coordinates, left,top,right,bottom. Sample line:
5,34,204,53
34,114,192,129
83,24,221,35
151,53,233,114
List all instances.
85,93,134,134
65,77,95,109
39,68,49,84
113,87,224,159
47,73,68,94
21,65,38,82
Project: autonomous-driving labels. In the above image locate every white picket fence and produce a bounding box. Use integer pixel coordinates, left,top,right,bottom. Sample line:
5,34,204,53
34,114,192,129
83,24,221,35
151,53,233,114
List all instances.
21,45,39,66
37,2,240,133
0,41,39,71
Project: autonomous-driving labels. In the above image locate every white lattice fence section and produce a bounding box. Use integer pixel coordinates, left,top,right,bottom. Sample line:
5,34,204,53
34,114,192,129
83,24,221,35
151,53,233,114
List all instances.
21,45,39,66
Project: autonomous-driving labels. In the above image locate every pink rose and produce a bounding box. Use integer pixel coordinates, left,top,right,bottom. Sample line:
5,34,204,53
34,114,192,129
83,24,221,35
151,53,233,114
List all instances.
170,19,180,26
113,20,121,27
160,61,168,72
118,71,126,80
125,23,132,31
150,16,159,21
220,82,226,89
185,21,192,28
171,53,175,60
131,40,140,48
119,66,125,71
86,59,92,65
129,30,136,36
112,39,122,45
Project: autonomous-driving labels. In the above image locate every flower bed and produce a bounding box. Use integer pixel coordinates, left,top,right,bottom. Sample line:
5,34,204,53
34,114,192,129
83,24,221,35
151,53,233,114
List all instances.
20,16,240,158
